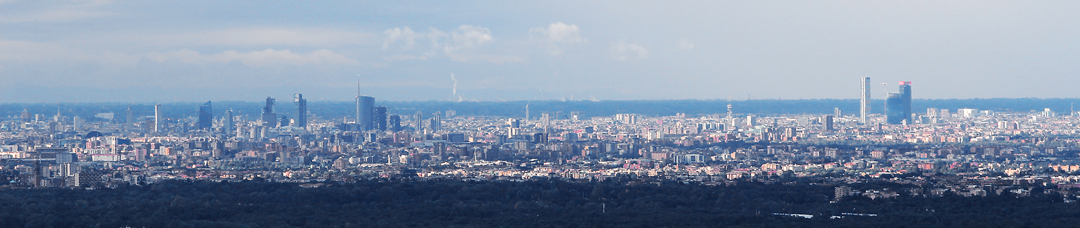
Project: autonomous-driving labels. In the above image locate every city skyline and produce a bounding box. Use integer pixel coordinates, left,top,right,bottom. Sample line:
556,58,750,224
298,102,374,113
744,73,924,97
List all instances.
4,1,1080,102
6,1,1080,226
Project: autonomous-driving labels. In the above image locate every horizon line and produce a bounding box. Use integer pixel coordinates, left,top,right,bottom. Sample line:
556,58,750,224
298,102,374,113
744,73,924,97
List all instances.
3,97,1080,105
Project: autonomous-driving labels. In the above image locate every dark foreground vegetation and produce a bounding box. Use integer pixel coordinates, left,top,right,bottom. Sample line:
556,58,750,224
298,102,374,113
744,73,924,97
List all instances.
2,179,1079,227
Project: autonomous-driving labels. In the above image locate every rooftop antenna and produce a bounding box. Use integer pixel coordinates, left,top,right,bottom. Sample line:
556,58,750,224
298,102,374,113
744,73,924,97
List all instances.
362,74,367,124
881,82,890,97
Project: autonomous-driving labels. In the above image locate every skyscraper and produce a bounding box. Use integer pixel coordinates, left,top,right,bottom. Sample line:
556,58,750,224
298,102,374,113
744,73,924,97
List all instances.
224,109,234,136
126,106,133,126
294,94,307,128
885,93,904,124
374,106,387,131
358,96,374,130
20,109,30,123
899,81,912,124
430,111,442,131
860,77,870,123
414,111,423,132
154,104,161,133
261,97,277,128
197,101,212,130
388,115,401,131
825,115,834,131
726,103,734,130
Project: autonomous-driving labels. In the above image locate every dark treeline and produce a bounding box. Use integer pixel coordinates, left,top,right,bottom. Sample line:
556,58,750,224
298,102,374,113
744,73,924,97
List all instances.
1,179,1078,227
2,98,1079,120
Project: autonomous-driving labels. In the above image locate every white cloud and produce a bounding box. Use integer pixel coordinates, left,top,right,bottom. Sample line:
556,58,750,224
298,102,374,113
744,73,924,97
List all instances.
383,27,418,50
444,25,494,53
677,39,695,50
612,41,648,60
443,53,524,64
382,25,521,63
530,22,584,55
532,22,583,43
144,49,359,66
381,27,441,60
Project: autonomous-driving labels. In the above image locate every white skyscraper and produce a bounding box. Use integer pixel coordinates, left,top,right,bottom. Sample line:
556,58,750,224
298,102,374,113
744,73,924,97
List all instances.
154,104,161,133
860,77,871,124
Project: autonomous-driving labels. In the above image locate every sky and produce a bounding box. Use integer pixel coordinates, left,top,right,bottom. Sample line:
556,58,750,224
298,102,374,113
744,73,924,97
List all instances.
2,0,1080,103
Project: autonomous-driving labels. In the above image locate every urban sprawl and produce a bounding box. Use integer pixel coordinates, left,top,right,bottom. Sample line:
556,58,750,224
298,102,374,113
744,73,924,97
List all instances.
5,79,1080,202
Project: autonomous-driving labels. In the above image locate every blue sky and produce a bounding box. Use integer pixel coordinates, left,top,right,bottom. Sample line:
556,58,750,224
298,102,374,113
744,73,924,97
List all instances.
2,1,1080,102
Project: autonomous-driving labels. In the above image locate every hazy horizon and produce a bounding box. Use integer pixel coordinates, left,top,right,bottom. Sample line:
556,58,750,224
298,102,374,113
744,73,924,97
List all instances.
4,1,1080,102
4,97,1080,104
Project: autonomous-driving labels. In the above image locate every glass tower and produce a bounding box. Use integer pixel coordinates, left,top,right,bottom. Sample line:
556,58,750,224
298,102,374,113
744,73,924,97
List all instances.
374,106,387,131
198,101,212,130
886,93,905,124
294,94,307,128
899,81,912,124
388,115,401,131
358,96,374,131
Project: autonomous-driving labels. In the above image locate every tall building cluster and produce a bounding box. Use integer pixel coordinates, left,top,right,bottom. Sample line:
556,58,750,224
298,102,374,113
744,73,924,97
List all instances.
860,78,913,125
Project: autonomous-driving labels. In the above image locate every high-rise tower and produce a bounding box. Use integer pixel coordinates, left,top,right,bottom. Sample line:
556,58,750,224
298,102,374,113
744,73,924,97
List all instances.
825,115,835,131
899,81,912,124
860,77,870,123
224,109,234,136
294,94,307,128
374,106,387,131
126,106,133,125
154,104,161,133
885,93,904,124
20,109,30,123
414,111,423,132
197,101,212,130
429,111,442,131
726,103,733,130
354,78,375,131
261,97,276,127
388,115,401,131
358,96,374,130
